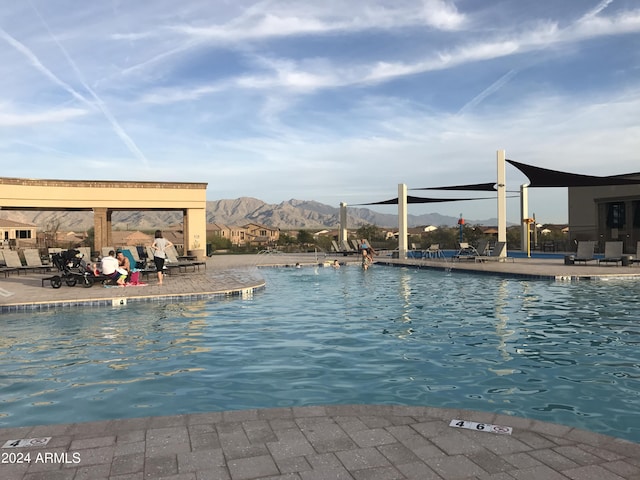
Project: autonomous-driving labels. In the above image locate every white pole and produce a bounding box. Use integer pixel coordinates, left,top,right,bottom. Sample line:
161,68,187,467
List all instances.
520,184,529,252
497,150,507,256
398,183,408,259
339,202,348,244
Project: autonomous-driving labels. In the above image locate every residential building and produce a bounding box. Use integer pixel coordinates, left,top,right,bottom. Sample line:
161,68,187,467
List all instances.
244,223,280,247
0,219,37,248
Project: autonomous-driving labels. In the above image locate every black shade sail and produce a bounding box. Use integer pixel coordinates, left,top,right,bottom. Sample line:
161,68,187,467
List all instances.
412,182,497,191
354,195,496,206
507,159,640,187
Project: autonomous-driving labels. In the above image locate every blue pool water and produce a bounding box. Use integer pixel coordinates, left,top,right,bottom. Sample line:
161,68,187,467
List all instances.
0,265,639,443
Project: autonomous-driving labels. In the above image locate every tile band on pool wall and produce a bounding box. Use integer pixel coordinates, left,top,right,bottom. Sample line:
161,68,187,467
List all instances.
0,284,266,313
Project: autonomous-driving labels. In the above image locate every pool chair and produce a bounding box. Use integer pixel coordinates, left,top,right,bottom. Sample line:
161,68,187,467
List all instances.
22,248,53,273
574,241,597,264
1,250,33,275
453,242,479,261
0,250,20,277
341,239,356,253
120,248,150,284
476,239,490,256
598,241,624,266
165,245,206,272
423,244,444,259
474,241,514,263
332,240,357,256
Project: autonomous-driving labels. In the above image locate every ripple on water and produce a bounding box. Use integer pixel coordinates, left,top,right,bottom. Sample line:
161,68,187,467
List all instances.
0,266,638,443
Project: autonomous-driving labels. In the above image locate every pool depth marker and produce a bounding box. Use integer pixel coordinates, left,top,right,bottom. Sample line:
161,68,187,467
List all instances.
449,419,512,435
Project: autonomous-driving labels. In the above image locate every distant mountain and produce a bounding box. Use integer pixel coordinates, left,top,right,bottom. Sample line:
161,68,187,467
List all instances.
0,198,498,230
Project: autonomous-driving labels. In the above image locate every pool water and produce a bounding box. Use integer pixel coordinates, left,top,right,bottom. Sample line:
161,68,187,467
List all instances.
0,265,639,443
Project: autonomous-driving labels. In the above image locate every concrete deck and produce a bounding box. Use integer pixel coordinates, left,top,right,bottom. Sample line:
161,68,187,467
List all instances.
1,253,639,479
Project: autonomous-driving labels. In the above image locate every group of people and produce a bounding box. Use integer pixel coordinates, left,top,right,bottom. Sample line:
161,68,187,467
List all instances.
96,230,174,286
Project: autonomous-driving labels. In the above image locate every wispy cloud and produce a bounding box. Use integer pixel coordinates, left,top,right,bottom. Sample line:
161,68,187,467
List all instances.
0,107,87,126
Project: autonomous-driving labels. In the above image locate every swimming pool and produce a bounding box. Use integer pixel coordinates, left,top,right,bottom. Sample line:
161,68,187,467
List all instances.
0,265,638,443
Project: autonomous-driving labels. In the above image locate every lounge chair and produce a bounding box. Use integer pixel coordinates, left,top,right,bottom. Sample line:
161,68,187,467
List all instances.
453,242,479,261
0,250,19,277
574,241,597,264
165,245,206,272
22,248,52,273
122,246,146,269
423,244,444,259
341,240,356,253
598,241,624,266
332,240,357,256
144,246,178,275
474,241,514,263
120,248,152,284
2,250,32,275
476,239,490,256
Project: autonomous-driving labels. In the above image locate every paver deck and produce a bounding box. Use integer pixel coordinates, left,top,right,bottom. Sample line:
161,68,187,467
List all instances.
1,252,639,479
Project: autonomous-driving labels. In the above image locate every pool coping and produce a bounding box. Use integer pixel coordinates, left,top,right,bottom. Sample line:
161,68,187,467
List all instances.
0,282,266,313
377,256,640,281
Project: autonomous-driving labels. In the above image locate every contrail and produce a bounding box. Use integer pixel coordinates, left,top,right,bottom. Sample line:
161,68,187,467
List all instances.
579,0,614,22
457,69,518,115
0,28,91,105
7,2,151,166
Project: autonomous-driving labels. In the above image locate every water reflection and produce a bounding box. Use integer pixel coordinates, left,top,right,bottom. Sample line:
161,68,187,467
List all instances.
0,267,638,443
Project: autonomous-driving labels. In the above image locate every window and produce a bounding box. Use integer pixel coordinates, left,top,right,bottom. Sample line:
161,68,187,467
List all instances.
606,202,625,228
16,230,32,239
634,201,640,228
260,230,267,236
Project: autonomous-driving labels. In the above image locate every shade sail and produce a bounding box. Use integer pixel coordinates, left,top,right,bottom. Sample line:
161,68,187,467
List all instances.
354,195,495,206
412,182,497,191
507,159,640,187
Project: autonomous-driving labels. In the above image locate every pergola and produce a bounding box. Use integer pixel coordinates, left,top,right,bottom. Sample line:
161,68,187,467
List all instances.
0,177,208,259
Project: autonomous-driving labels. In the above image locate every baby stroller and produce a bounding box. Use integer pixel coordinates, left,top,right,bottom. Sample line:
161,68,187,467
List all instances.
49,249,95,288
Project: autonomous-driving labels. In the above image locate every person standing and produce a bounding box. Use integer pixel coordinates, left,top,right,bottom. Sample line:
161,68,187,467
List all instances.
151,230,173,285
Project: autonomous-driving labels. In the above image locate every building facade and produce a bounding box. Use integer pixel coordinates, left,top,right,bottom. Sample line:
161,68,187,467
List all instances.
0,219,37,248
568,175,640,253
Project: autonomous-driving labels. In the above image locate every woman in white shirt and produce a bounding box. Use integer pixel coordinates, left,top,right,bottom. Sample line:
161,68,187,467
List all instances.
151,230,173,285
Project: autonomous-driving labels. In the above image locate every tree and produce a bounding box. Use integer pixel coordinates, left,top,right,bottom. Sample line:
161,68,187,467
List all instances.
355,224,383,242
208,234,232,250
297,230,314,245
43,218,62,248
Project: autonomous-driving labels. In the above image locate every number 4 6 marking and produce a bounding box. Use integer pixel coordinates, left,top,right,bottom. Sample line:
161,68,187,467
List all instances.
449,419,512,435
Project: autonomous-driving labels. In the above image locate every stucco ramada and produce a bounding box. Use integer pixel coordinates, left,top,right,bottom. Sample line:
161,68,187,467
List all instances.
0,177,207,259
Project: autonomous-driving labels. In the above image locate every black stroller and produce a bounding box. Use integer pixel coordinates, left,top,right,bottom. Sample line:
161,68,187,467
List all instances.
49,249,95,288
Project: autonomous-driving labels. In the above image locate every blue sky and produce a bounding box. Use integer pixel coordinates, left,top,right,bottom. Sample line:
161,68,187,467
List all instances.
1,0,639,224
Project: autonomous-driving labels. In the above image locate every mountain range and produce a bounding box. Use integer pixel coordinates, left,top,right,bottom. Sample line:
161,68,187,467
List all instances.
0,197,498,231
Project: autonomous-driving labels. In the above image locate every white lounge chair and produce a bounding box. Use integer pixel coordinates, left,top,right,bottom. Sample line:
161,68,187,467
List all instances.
423,244,444,259
23,248,52,273
453,242,479,261
474,241,514,263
